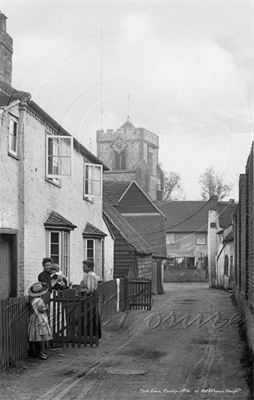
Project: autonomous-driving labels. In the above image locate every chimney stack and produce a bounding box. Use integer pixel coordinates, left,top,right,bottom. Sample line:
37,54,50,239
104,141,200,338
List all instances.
0,12,13,84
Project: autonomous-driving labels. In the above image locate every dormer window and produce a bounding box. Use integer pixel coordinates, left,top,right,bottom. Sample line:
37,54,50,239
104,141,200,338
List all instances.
8,115,18,156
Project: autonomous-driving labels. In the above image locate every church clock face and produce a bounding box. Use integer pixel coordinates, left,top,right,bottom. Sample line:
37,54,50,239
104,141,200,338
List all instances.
112,137,127,153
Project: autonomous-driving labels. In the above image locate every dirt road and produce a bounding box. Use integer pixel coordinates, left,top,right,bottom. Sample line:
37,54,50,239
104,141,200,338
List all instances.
0,283,252,400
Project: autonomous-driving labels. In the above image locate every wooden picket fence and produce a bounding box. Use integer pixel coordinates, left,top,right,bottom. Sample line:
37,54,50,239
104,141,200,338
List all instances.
0,296,29,370
127,278,152,310
98,280,117,322
51,289,100,348
0,278,152,370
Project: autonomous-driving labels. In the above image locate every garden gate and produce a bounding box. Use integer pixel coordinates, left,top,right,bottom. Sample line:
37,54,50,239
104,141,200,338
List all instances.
50,289,100,347
127,278,152,310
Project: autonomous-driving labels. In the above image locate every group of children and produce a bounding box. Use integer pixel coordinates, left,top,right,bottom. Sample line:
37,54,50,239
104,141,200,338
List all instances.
27,259,100,360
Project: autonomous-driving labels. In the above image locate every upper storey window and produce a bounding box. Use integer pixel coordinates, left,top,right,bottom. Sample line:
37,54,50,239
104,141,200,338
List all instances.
83,163,102,198
46,135,73,179
8,115,18,156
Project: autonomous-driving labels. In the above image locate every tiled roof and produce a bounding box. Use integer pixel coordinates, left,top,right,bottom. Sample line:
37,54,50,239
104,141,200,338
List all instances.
103,200,152,255
124,215,167,259
0,80,108,170
103,180,131,205
44,211,77,230
83,222,107,238
218,202,237,228
29,101,109,170
156,200,237,233
157,201,209,233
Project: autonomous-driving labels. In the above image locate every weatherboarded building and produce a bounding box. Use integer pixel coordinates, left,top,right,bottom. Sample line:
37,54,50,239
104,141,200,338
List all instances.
103,180,167,293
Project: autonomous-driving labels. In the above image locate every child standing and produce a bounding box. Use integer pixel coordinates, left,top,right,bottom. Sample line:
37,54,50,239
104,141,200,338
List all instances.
28,282,52,360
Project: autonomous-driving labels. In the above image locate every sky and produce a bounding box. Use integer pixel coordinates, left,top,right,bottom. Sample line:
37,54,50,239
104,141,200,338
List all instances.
1,0,253,200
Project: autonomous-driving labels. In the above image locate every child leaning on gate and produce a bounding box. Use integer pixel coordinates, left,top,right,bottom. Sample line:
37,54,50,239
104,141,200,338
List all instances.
27,282,52,360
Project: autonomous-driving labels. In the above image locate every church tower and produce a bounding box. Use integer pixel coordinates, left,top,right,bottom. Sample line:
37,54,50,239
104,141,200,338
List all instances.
96,119,164,201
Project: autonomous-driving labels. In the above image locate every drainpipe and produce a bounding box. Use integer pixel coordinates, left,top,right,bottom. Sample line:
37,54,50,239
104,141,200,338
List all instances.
17,101,27,295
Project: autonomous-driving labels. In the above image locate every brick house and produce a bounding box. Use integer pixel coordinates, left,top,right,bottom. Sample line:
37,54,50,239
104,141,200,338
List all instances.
0,12,114,298
103,180,167,293
96,119,164,201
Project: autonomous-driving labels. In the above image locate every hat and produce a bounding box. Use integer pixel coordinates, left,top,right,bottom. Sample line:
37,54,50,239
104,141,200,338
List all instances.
28,282,49,297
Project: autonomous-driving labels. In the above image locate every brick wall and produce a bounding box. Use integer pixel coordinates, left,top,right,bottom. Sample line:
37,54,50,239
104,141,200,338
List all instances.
234,142,254,353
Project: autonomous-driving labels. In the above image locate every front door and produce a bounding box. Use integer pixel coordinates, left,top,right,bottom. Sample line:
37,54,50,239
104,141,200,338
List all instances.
0,234,17,299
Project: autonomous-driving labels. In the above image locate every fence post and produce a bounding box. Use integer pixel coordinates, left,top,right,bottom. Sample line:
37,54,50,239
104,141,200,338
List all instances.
116,279,120,312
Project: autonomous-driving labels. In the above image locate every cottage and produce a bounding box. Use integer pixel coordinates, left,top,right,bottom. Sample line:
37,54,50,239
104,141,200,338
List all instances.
0,12,113,298
157,199,236,283
103,180,167,293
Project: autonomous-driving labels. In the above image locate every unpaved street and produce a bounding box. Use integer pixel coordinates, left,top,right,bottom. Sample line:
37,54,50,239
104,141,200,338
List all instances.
0,283,252,400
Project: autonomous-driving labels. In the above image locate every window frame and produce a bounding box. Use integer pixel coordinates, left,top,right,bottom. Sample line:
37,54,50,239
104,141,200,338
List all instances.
47,230,70,280
83,162,102,199
166,233,175,245
46,134,73,179
196,233,206,245
85,238,95,263
8,114,18,157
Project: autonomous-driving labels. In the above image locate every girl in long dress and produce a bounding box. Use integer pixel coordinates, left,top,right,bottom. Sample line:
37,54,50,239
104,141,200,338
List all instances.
28,282,52,360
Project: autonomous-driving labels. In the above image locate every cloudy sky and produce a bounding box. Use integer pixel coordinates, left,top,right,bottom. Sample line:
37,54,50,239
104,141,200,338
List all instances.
2,0,253,199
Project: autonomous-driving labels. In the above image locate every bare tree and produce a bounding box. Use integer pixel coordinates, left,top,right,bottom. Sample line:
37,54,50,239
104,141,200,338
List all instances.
163,171,185,201
199,167,232,200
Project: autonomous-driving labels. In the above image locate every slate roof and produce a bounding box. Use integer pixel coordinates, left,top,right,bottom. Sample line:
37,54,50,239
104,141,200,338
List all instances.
156,200,237,233
103,180,131,205
44,211,77,230
103,200,152,255
82,222,107,238
0,80,108,170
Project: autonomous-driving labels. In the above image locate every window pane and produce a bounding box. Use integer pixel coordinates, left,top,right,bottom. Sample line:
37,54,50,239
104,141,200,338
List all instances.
51,244,59,254
47,136,72,178
51,232,59,242
87,249,94,258
83,164,102,197
87,240,94,249
9,118,18,153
